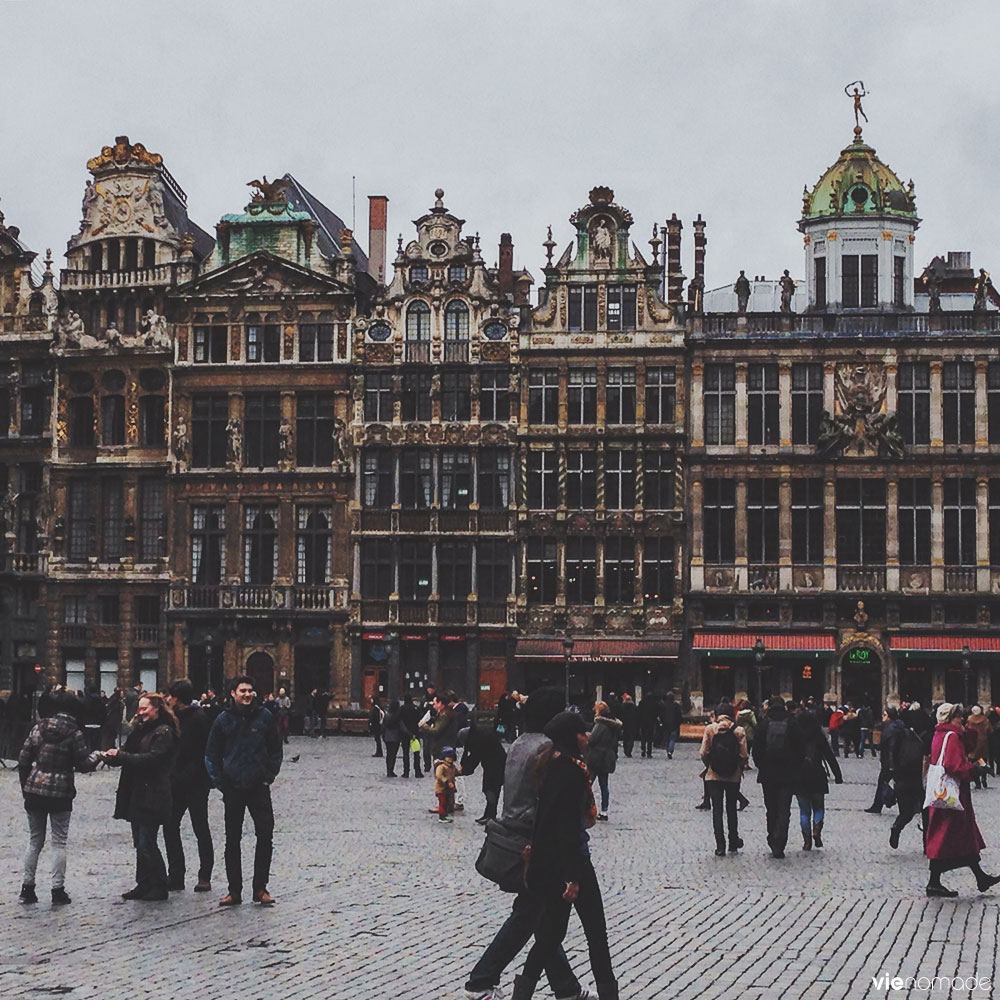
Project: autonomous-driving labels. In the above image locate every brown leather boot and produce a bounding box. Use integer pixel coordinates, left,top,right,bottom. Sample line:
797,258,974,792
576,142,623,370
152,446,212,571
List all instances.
802,828,812,851
812,821,823,848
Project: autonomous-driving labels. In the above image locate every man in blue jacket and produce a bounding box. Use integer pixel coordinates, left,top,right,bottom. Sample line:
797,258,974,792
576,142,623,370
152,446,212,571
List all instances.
205,675,282,906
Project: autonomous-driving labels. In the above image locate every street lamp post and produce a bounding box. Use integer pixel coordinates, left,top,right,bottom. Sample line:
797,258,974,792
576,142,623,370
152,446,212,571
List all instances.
754,638,766,710
563,636,574,709
962,644,972,708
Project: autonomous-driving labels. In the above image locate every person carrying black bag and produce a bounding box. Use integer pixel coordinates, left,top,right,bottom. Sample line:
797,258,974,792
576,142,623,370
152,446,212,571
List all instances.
699,702,749,856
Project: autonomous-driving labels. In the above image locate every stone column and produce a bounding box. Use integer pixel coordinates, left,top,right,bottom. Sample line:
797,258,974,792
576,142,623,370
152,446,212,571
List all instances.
976,360,989,451
690,363,704,448
977,478,990,592
886,479,900,592
778,363,792,447
823,476,837,591
929,362,944,448
734,478,747,591
823,362,836,418
735,363,748,449
885,362,898,417
778,475,792,590
690,476,704,590
931,478,944,592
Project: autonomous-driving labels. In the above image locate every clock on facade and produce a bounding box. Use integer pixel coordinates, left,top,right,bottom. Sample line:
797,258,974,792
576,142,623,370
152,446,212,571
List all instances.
368,323,391,341
483,321,506,340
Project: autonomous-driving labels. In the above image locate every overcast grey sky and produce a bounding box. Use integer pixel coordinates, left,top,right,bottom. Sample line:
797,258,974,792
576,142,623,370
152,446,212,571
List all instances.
3,0,999,293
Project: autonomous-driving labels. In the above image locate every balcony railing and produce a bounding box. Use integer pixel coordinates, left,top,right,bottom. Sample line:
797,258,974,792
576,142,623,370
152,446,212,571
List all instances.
405,341,430,362
837,566,887,592
478,510,511,532
0,552,48,574
443,340,469,363
698,311,1000,339
945,567,977,593
361,600,391,623
399,510,432,532
478,603,508,624
60,263,177,290
62,624,89,641
398,601,428,624
361,510,393,531
439,510,473,532
438,601,468,624
173,584,346,612
133,625,162,643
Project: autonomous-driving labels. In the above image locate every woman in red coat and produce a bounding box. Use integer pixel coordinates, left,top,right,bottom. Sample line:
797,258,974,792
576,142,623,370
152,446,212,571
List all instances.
925,703,1000,897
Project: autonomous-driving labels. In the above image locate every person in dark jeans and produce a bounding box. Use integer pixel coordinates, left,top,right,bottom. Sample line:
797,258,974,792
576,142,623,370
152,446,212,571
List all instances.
205,675,283,907
458,720,507,824
637,694,658,759
699,703,748,855
163,680,214,892
381,699,404,777
661,692,682,759
399,694,422,778
889,717,931,849
866,707,902,814
752,696,804,860
369,696,384,757
463,688,583,1000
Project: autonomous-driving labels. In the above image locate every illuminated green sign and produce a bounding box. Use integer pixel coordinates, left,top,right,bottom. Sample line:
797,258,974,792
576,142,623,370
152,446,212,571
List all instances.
848,648,872,664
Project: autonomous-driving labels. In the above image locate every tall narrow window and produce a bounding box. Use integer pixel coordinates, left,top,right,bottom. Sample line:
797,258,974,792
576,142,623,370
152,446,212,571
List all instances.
477,540,510,602
604,536,635,604
569,285,599,331
296,506,331,585
897,363,930,445
405,302,430,361
193,317,228,363
139,396,165,447
101,395,126,446
528,369,559,425
989,481,1000,567
747,363,779,445
835,479,886,565
643,450,674,510
243,505,278,584
814,257,826,309
401,372,432,422
565,537,596,603
438,540,472,600
244,393,281,468
988,363,1000,444
479,369,510,421
645,366,676,425
443,301,469,362
364,372,394,422
893,257,905,307
296,392,335,467
703,478,735,564
791,479,824,564
400,450,432,509
642,536,674,603
69,397,95,447
298,312,335,361
704,364,735,445
842,254,878,307
362,450,394,507
191,505,226,583
606,368,636,425
605,449,635,510
943,361,975,445
566,450,596,509
791,363,823,444
245,315,281,363
897,479,931,566
527,450,558,510
943,478,977,566
67,480,94,562
441,373,471,421
191,394,229,468
746,478,780,564
606,285,637,331
567,368,597,425
526,537,557,603
478,449,510,509
360,539,393,599
138,478,165,561
101,477,124,561
440,450,472,509
398,540,432,600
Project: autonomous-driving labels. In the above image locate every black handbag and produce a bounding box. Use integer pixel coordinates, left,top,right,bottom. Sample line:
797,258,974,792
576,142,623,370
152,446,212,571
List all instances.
475,819,528,894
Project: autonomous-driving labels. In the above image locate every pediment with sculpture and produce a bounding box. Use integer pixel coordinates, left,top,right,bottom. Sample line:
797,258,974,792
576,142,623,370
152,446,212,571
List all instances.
178,251,352,299
817,359,904,458
53,309,171,352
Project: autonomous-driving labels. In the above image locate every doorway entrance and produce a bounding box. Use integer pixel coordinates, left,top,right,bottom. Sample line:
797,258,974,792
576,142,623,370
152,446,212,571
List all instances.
841,646,882,709
246,651,274,698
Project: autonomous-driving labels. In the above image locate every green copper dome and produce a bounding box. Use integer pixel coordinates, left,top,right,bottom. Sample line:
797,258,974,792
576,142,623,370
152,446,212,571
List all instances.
801,135,917,220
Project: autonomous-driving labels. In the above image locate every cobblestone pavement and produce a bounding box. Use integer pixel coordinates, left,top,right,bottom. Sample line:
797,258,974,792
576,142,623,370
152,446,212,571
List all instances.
1,737,998,1000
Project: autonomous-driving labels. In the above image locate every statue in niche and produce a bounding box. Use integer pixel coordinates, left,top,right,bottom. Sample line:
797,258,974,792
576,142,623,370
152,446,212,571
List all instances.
734,270,751,313
331,417,351,465
779,270,795,313
922,270,942,313
590,217,614,261
174,417,190,466
226,417,243,467
143,310,171,349
278,417,293,467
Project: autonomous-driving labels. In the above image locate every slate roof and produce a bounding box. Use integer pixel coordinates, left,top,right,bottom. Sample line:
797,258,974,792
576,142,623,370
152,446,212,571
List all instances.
282,173,369,272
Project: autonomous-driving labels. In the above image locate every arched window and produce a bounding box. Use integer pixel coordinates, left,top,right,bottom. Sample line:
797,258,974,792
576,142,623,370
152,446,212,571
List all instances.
406,301,431,341
444,301,469,339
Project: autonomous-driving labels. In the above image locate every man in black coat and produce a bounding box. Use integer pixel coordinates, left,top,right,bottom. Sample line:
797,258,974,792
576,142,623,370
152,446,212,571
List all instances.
458,720,507,824
164,679,214,892
752,696,805,859
637,694,659,758
618,693,638,758
661,691,683,759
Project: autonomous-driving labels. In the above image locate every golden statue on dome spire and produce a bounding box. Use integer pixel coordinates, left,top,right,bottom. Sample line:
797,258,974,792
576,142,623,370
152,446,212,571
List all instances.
845,81,869,139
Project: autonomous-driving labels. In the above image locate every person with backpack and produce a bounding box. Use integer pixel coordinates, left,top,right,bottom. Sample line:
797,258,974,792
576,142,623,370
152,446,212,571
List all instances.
889,713,930,849
792,708,842,850
828,705,845,757
752,696,804,859
699,702,748,856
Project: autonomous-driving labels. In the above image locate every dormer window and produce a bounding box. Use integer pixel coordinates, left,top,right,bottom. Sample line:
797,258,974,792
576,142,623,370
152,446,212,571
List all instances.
568,285,598,332
607,285,637,331
448,265,467,283
410,265,429,284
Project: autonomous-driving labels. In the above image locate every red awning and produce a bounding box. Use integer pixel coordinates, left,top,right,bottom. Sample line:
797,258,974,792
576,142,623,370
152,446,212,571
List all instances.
693,633,836,651
891,636,1000,652
569,639,679,660
515,639,566,661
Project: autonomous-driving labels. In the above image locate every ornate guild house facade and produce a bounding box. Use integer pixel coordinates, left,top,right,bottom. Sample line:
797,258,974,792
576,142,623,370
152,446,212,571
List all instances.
3,116,1000,713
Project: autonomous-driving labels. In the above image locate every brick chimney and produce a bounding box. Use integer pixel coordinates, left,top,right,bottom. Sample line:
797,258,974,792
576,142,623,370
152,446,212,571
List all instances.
368,195,388,284
692,214,706,288
666,213,684,304
499,233,514,297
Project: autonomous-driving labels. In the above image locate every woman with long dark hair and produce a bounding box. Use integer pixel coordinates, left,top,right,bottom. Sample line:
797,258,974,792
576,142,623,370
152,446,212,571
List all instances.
513,711,618,1000
102,692,179,901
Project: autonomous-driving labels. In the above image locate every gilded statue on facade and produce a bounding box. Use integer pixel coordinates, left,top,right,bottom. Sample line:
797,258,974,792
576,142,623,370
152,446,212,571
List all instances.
845,81,868,133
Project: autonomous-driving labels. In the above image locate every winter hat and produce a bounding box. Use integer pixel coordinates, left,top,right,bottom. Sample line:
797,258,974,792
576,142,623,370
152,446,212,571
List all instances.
439,746,456,759
936,703,956,724
543,710,589,754
972,705,984,715
715,703,735,720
